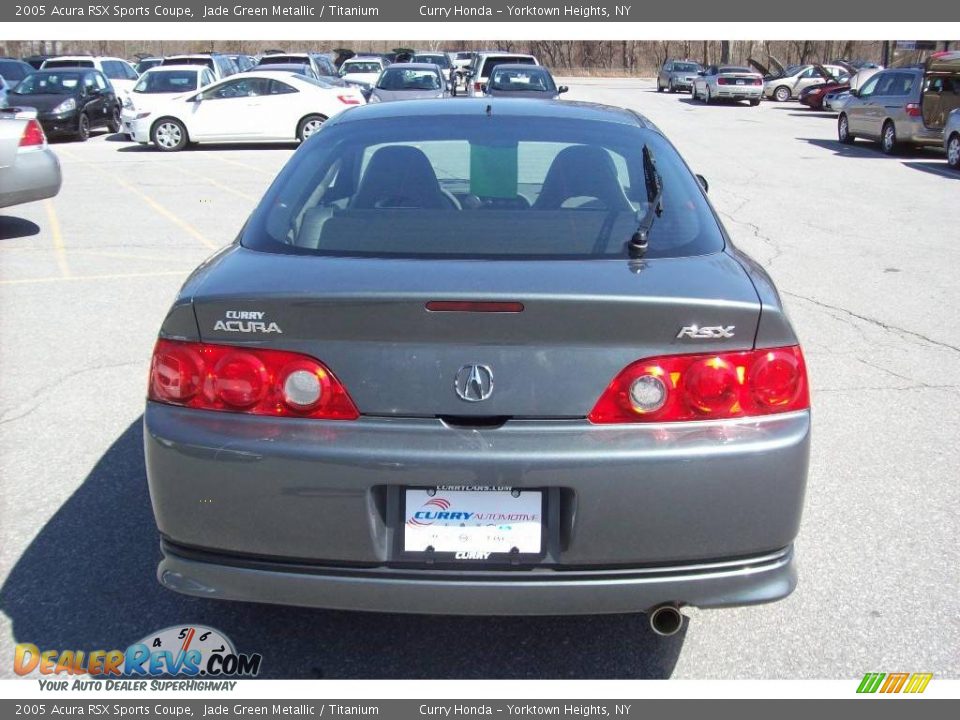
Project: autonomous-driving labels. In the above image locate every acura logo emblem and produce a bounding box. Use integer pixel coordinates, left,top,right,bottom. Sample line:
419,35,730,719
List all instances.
455,364,494,402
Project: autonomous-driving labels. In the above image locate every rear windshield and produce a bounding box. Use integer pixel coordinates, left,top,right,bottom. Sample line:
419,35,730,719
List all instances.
257,55,306,66
719,66,753,74
490,68,556,92
673,63,699,72
343,61,381,74
480,57,536,77
44,59,95,69
377,68,441,90
413,54,451,67
242,115,723,260
163,57,214,69
134,70,199,93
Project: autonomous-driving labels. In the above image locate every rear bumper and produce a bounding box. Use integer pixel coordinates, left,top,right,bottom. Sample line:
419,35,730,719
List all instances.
145,403,809,613
0,147,62,209
716,87,763,100
158,541,797,615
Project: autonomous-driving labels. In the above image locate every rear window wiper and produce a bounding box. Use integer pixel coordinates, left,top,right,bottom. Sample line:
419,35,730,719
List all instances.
628,144,663,258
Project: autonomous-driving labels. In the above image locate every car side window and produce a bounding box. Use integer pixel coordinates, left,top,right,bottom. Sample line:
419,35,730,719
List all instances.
269,79,298,95
123,61,139,80
201,69,215,86
873,74,896,97
94,72,108,90
663,62,672,72
207,77,267,99
890,73,914,97
858,74,881,97
82,73,95,91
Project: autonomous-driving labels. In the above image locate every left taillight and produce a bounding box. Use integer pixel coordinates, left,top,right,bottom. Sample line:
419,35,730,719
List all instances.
588,346,809,424
19,119,46,149
905,103,922,118
148,339,359,420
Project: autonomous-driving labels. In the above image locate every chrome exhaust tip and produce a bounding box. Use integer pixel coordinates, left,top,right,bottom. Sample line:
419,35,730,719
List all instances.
648,604,684,636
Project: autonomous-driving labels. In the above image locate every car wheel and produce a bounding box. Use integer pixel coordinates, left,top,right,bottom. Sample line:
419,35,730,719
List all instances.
838,113,855,144
668,80,675,93
881,121,899,155
774,85,791,102
948,133,960,169
76,113,90,142
750,98,760,106
107,105,122,134
657,79,663,92
297,114,327,142
704,86,712,104
152,118,188,152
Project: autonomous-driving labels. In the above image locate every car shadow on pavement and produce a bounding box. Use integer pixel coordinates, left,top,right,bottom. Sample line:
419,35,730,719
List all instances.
903,161,959,180
0,215,41,240
677,98,753,108
0,419,686,679
800,137,938,161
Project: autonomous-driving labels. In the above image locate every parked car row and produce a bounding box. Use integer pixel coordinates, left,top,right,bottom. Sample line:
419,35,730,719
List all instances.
659,51,960,170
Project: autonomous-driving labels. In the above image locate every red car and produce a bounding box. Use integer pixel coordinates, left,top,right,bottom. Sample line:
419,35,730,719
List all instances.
799,79,849,110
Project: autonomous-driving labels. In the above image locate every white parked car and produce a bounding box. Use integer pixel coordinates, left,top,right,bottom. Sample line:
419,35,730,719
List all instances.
121,65,217,138
130,72,365,151
338,57,387,88
41,55,139,102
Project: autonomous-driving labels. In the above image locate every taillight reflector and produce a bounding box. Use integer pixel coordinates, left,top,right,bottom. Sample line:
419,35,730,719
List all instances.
148,339,359,420
589,346,809,424
19,119,46,148
905,103,922,117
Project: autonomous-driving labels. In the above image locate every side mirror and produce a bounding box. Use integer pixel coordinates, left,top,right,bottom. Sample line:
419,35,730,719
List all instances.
696,174,709,194
849,88,859,98
191,93,204,103
559,86,569,94
480,83,487,93
697,71,705,76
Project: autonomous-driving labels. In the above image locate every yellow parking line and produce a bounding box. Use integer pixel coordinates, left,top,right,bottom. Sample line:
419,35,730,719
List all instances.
44,200,71,278
171,163,259,202
205,153,278,178
57,147,216,250
67,249,203,263
0,269,192,286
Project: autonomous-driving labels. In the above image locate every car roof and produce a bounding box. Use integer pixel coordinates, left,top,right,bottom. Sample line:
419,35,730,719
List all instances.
492,64,551,72
332,98,647,128
143,65,208,73
477,52,536,58
384,63,441,70
344,56,383,62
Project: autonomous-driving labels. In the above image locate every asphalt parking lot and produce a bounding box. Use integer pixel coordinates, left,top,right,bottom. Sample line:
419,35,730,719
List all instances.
1,77,957,679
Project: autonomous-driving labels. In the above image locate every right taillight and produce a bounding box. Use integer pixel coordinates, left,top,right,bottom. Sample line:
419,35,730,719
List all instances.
148,339,359,420
19,119,46,149
905,103,922,118
589,346,809,424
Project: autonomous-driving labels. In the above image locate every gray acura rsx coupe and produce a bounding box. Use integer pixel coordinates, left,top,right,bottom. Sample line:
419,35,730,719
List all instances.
145,99,810,631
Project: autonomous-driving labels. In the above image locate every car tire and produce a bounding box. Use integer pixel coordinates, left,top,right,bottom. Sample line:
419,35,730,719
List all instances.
881,121,899,155
657,80,663,93
107,105,122,134
297,114,327,142
838,113,855,144
76,113,90,142
750,99,760,106
704,87,712,104
948,133,960,170
151,117,188,152
774,85,791,102
668,80,675,93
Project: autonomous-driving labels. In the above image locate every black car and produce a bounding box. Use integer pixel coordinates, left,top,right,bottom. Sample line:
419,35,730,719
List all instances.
10,69,120,141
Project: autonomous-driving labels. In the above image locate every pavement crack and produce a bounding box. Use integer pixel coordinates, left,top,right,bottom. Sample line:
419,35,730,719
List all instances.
0,360,143,426
783,291,960,356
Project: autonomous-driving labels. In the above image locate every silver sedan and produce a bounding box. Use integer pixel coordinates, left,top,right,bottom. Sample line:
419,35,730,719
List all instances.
0,111,62,210
368,63,450,103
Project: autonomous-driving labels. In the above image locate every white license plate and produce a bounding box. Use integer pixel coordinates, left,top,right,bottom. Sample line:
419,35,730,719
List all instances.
404,489,542,555
736,79,745,85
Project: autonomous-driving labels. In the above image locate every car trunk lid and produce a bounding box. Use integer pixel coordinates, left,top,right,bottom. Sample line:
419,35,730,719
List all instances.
188,248,761,419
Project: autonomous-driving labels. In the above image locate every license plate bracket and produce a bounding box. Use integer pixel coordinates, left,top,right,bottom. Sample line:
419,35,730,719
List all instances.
390,486,550,564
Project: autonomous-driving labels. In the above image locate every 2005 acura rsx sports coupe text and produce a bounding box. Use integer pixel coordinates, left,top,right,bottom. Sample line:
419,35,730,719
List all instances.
145,99,810,631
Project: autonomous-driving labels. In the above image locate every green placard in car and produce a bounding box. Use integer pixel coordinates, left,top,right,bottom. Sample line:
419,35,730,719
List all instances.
470,142,518,198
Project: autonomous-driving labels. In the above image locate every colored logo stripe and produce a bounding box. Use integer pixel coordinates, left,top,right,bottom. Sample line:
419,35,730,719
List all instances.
857,672,932,694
